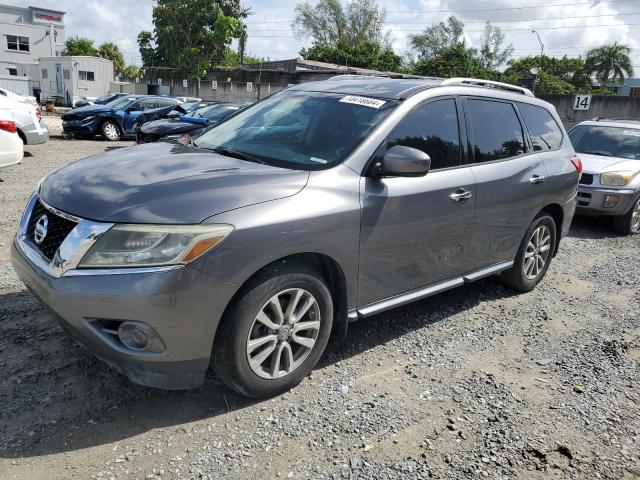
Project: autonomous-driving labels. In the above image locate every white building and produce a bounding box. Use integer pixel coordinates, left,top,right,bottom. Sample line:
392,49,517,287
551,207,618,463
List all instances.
0,4,65,78
39,56,114,106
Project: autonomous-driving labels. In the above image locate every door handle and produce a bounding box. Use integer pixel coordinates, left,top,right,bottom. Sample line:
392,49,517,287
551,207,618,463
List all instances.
530,175,546,184
449,188,473,202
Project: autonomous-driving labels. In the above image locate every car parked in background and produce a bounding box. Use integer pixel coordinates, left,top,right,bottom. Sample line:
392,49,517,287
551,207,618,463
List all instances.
569,118,640,234
61,95,182,141
74,92,130,109
0,109,24,168
0,95,48,145
137,102,248,144
12,77,579,397
174,96,201,103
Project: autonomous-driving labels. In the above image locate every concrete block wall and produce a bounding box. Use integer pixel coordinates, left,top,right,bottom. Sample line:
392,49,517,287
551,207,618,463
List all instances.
539,94,640,129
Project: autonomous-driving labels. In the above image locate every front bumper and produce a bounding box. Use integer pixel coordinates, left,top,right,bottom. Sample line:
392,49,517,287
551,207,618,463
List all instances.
10,195,236,389
576,186,637,216
62,118,99,136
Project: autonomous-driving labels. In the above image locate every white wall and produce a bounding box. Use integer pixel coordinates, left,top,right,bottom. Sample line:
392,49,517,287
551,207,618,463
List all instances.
38,57,113,106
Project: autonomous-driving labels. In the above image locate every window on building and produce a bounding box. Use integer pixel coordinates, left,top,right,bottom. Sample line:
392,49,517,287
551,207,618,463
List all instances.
466,99,525,163
79,71,95,81
630,87,640,97
41,68,48,79
6,35,29,52
63,69,70,80
8,68,18,76
517,103,563,151
387,99,461,170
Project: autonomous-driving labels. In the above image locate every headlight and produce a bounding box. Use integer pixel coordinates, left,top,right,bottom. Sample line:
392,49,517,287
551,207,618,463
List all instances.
600,171,636,186
79,224,233,268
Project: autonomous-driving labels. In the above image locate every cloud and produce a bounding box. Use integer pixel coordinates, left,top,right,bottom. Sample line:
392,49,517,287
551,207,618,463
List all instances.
3,0,639,68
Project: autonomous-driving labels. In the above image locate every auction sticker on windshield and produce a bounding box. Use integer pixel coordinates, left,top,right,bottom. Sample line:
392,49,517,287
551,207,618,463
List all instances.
339,95,386,109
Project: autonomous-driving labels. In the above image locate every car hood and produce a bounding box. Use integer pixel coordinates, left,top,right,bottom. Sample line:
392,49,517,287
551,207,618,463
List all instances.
579,153,640,175
63,105,112,119
141,118,200,135
40,142,309,224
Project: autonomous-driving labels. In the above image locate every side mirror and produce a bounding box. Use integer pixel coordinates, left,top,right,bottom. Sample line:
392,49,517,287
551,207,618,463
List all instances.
375,145,431,177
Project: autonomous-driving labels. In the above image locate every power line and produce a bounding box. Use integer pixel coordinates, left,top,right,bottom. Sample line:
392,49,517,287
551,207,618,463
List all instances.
248,10,640,27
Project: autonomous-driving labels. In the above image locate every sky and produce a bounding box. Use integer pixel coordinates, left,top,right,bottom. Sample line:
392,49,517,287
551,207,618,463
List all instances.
4,0,640,70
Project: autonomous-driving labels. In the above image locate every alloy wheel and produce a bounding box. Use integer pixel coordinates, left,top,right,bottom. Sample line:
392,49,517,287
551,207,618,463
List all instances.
246,288,321,380
631,199,640,233
523,225,552,280
104,123,119,140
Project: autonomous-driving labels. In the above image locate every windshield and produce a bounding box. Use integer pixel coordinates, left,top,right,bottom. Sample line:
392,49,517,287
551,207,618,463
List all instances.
194,91,397,169
569,125,640,160
97,93,117,102
105,96,136,110
192,105,239,122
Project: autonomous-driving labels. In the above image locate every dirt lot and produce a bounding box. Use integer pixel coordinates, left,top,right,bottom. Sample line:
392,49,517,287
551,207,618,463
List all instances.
0,119,639,479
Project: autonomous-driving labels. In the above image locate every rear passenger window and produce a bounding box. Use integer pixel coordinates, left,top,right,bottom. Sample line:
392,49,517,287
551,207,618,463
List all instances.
387,99,461,170
518,103,563,151
466,99,525,162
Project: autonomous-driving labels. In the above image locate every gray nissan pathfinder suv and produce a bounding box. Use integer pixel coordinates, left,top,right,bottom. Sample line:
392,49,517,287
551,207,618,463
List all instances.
12,77,580,398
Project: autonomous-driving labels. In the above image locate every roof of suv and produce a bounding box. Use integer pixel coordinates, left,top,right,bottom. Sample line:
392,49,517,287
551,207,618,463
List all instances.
578,118,640,130
290,76,535,101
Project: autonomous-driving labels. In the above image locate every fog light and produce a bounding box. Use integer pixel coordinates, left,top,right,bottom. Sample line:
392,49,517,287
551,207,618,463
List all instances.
118,322,152,351
603,195,620,208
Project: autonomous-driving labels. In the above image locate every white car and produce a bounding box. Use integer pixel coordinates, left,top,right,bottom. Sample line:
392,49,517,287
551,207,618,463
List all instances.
0,87,38,107
0,95,48,145
0,109,24,168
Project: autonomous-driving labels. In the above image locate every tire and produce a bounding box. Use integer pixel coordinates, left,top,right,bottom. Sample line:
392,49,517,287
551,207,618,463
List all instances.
612,197,640,235
500,214,557,292
101,120,121,141
213,269,333,398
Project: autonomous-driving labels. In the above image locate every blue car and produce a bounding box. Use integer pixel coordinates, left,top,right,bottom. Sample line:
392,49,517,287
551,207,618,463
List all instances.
61,95,182,141
74,92,130,109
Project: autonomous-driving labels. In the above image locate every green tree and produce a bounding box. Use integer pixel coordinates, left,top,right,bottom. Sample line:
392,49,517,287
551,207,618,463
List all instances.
61,37,97,56
478,23,513,70
413,42,495,79
121,64,143,79
408,16,464,65
137,31,157,67
293,0,402,72
98,42,125,76
151,0,248,79
585,42,634,85
502,55,592,93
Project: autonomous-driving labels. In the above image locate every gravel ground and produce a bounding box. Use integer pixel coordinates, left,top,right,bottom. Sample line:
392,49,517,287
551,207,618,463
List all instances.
0,118,639,479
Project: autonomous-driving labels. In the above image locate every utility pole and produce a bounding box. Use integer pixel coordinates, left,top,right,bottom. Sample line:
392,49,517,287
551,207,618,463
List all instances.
531,30,544,58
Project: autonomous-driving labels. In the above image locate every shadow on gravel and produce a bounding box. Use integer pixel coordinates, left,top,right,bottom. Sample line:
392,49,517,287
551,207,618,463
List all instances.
567,215,618,240
0,277,517,459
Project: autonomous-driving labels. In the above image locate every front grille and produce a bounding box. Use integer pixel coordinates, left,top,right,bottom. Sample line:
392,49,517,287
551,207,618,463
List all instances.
26,200,77,260
577,191,592,207
579,173,594,185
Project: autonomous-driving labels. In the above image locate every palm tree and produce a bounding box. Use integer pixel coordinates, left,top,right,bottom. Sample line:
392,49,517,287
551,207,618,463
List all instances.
585,42,634,85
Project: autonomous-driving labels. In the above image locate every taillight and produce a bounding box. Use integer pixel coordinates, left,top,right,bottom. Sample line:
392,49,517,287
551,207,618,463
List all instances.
0,120,17,134
571,156,582,175
36,107,42,119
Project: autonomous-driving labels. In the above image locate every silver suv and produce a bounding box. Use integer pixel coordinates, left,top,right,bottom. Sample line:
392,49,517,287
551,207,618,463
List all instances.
11,77,580,397
569,118,640,234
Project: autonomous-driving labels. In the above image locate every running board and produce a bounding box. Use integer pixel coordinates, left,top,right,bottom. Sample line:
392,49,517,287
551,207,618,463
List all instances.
355,261,513,319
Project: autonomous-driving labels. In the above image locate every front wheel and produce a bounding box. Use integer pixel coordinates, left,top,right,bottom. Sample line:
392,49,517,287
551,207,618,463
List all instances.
613,197,640,235
500,214,557,292
101,120,121,141
213,269,333,398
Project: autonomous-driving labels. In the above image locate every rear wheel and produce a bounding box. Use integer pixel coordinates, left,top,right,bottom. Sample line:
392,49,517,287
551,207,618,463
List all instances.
213,269,333,398
101,120,121,141
500,214,556,292
613,197,640,235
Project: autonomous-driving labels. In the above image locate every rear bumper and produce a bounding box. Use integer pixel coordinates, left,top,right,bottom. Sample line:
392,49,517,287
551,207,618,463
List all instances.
21,120,49,144
576,186,637,216
10,235,233,389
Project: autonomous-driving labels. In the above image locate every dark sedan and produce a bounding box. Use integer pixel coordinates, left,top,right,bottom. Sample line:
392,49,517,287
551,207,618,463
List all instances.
137,103,248,144
62,95,182,141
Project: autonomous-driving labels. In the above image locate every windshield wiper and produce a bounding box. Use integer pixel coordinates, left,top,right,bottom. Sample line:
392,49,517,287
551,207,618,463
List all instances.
208,147,266,164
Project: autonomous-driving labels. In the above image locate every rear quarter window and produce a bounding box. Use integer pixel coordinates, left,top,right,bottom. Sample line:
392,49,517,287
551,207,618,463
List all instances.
518,103,563,151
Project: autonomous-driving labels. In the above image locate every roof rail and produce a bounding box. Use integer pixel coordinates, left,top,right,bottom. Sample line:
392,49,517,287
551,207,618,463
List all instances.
441,78,535,97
